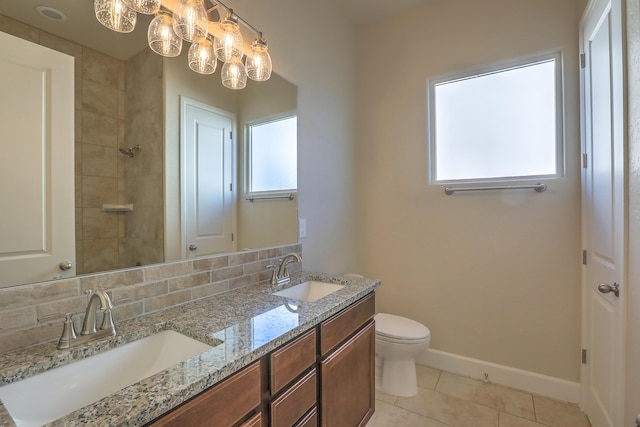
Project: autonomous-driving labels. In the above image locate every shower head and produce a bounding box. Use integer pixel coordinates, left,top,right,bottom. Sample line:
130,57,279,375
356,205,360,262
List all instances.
119,145,141,158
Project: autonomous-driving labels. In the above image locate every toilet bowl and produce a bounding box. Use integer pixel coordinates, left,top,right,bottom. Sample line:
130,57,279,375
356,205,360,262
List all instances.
375,313,430,397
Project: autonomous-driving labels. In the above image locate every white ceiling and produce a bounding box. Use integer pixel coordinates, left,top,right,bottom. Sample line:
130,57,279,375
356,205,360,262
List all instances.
330,0,432,23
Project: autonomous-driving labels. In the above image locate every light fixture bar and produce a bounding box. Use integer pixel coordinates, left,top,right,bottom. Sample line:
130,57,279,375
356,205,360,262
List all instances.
205,0,262,37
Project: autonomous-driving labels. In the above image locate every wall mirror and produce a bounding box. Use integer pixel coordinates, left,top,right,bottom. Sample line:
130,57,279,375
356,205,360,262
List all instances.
0,0,298,289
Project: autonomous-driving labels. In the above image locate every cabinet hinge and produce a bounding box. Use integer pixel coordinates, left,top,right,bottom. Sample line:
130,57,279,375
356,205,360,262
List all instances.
230,131,233,139
582,348,587,364
230,183,233,192
580,53,586,69
582,153,588,168
582,250,587,265
231,233,234,241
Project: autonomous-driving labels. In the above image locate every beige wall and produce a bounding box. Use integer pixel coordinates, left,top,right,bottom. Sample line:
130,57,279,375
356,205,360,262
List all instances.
625,0,640,422
237,74,298,250
356,0,584,381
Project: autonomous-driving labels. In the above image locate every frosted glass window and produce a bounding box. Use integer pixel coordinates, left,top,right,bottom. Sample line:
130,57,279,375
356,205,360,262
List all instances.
430,56,562,183
248,116,297,193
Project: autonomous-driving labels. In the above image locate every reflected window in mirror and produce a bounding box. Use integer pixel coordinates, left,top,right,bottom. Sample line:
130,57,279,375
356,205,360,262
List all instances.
247,115,297,194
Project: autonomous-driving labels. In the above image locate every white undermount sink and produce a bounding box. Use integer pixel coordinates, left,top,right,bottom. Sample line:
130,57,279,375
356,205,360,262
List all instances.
272,281,345,302
0,330,214,427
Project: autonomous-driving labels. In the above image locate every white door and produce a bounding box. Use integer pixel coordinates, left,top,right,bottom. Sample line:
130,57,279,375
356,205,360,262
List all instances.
0,32,75,287
580,0,626,425
181,98,235,258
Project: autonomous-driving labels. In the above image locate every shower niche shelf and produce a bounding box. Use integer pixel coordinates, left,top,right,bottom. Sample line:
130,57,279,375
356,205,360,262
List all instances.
102,204,134,212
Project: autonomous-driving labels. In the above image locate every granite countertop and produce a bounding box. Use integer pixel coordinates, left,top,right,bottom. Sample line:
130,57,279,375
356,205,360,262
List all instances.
0,272,380,427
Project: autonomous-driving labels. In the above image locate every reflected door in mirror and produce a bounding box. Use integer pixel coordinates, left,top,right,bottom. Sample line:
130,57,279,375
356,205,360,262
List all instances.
0,32,75,286
182,98,235,258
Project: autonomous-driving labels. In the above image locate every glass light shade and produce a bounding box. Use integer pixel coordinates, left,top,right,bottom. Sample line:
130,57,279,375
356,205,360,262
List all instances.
214,16,243,63
125,0,160,14
246,38,272,82
148,13,182,57
221,57,247,90
172,0,208,43
94,0,136,33
188,39,217,74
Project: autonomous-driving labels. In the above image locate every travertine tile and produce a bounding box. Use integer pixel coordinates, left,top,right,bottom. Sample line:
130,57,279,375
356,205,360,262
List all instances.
111,280,167,304
0,15,39,42
80,269,144,292
211,265,244,282
0,322,60,353
144,290,191,313
436,372,535,420
417,364,441,390
367,400,448,427
168,273,211,291
396,387,499,426
82,48,120,88
229,273,260,290
0,306,35,330
533,396,590,427
144,262,193,281
0,279,79,310
191,282,230,300
375,390,398,405
500,412,547,427
82,110,118,146
82,143,118,178
83,208,118,239
82,176,117,208
82,238,119,273
243,259,272,275
82,79,118,118
193,256,228,272
36,296,88,318
229,252,259,266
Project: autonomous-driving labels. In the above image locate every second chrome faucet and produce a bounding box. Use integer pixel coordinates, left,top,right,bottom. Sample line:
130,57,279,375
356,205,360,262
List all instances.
47,290,117,350
269,253,302,286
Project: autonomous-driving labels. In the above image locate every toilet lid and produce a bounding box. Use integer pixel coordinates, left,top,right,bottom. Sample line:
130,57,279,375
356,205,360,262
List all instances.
375,313,430,341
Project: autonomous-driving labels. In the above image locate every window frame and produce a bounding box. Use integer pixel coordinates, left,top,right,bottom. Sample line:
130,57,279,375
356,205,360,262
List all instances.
245,112,298,197
427,51,565,186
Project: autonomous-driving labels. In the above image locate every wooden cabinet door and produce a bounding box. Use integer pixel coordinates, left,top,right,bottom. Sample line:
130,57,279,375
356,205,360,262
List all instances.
148,361,261,427
320,322,375,427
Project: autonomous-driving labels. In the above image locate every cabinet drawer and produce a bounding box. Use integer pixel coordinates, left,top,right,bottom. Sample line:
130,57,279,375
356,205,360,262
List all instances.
320,292,375,355
270,369,317,427
240,412,263,427
271,329,317,394
148,361,261,427
294,407,318,427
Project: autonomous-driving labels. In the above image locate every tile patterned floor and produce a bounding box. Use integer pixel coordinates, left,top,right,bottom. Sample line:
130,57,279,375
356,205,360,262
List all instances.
367,366,591,427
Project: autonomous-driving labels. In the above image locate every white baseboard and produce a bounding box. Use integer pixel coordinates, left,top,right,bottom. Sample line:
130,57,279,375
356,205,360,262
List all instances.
416,348,580,404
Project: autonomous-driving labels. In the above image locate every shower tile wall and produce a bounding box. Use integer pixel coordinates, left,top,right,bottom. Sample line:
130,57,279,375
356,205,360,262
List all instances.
123,49,164,268
79,48,125,274
0,15,165,275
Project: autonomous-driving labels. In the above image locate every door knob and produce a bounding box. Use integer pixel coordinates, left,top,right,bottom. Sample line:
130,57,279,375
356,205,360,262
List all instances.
597,282,620,297
59,261,72,271
189,244,197,251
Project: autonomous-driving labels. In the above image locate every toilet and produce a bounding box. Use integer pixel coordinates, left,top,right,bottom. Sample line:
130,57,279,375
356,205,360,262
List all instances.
375,313,431,397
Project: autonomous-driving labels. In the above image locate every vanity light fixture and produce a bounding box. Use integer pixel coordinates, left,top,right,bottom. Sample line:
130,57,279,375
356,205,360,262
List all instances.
172,0,208,43
213,12,243,63
94,0,137,33
246,34,271,82
125,0,161,15
94,0,272,89
188,38,217,74
221,56,247,89
148,13,182,57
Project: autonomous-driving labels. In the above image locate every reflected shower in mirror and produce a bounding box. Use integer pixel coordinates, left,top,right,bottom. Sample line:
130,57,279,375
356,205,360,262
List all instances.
0,0,298,289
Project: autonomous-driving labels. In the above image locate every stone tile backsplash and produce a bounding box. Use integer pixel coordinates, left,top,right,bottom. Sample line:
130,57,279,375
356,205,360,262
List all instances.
0,244,301,354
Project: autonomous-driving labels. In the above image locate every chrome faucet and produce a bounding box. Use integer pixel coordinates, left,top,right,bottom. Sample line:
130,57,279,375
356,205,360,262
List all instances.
271,253,302,286
81,290,116,336
39,290,117,350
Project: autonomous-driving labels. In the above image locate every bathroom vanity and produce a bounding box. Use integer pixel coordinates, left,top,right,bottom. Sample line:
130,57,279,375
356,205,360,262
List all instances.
0,273,379,427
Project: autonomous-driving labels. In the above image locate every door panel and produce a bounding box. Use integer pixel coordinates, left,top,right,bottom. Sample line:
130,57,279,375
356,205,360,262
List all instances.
181,98,235,258
0,32,75,286
580,0,625,425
